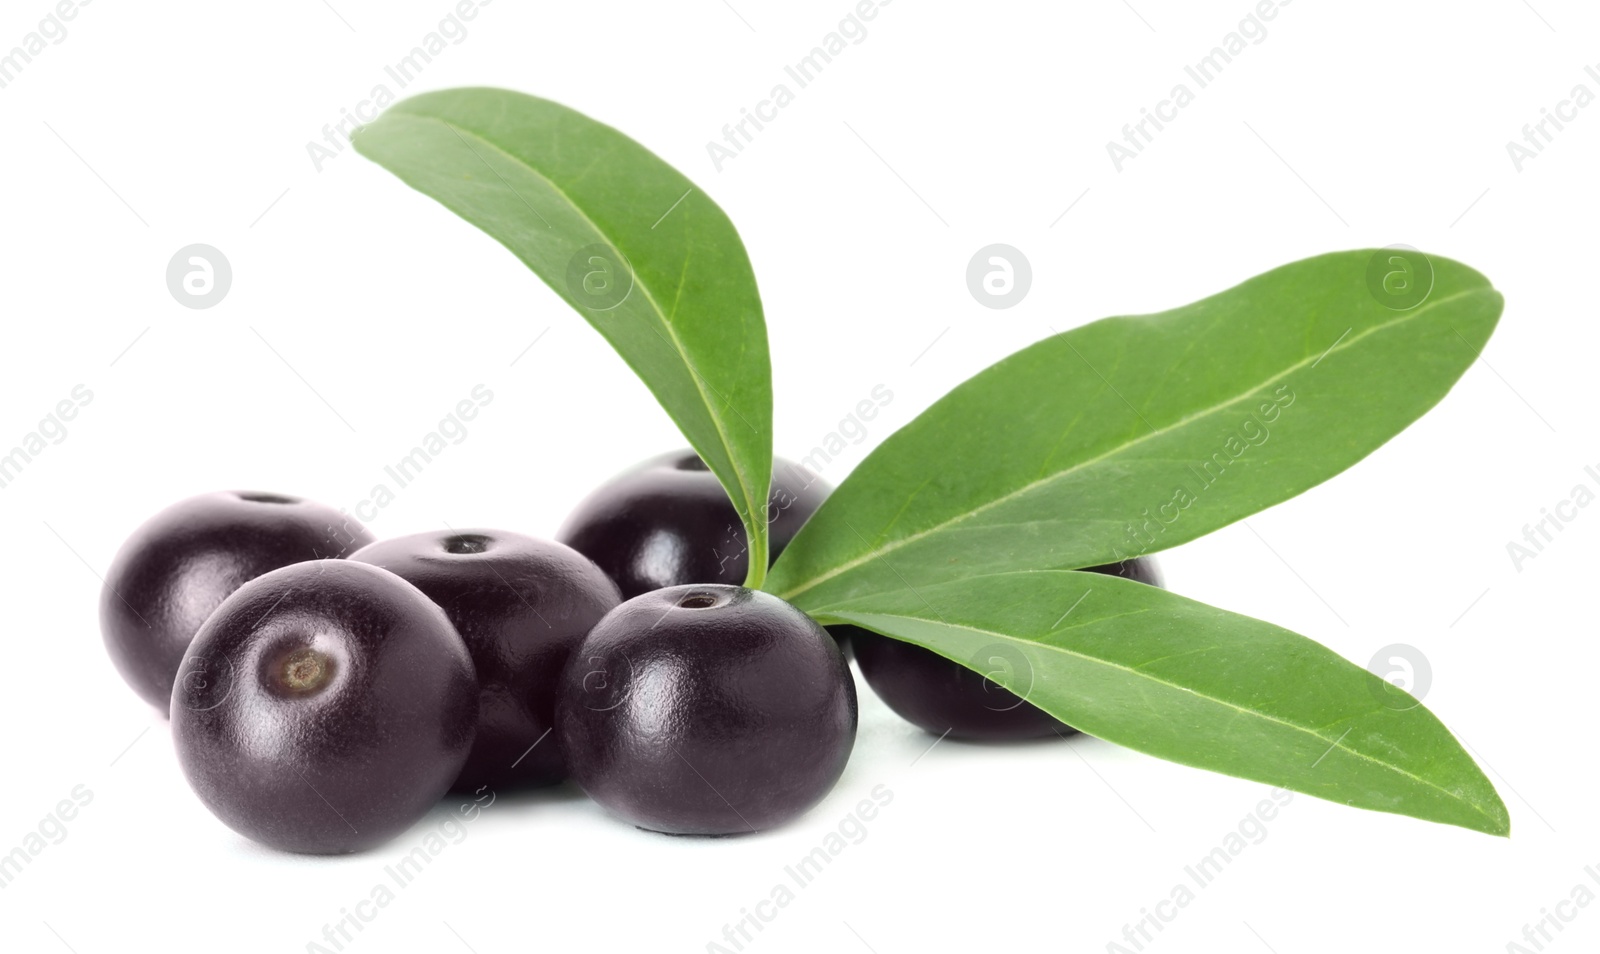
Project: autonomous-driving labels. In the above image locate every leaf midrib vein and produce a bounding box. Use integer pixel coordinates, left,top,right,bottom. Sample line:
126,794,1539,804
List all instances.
779,286,1489,601
831,605,1499,826
398,109,766,529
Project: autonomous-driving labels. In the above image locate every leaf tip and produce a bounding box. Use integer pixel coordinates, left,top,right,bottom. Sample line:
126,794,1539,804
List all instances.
1460,775,1512,838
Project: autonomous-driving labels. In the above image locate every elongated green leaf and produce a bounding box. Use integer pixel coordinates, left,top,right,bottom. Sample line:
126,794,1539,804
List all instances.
820,571,1508,835
767,249,1502,605
353,88,773,584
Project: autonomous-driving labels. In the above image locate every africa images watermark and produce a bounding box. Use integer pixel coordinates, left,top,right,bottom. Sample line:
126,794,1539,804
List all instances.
304,787,497,953
1104,789,1294,952
305,0,496,172
967,245,1032,310
1110,384,1296,562
323,384,495,550
1504,59,1600,172
0,784,94,891
1505,463,1600,572
0,0,95,92
1105,0,1295,172
1503,866,1600,953
712,384,894,574
705,784,895,953
794,384,894,482
167,244,233,310
1366,643,1430,710
706,0,896,172
0,385,94,493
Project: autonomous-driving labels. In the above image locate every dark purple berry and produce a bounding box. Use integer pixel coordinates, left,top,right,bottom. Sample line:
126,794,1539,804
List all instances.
350,529,620,791
100,491,372,711
556,584,855,835
851,558,1164,740
558,451,830,599
172,560,477,854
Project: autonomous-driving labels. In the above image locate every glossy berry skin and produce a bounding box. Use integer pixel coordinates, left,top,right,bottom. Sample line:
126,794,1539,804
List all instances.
851,558,1165,741
349,530,621,792
557,451,831,599
100,491,373,711
172,560,477,855
557,584,856,835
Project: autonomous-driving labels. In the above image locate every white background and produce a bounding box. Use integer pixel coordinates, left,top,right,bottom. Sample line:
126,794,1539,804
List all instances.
0,1,1595,951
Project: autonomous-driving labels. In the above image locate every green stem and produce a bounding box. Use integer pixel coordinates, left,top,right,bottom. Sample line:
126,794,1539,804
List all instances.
741,508,768,591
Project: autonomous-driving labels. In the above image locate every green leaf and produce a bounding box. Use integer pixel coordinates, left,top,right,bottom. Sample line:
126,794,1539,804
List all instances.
353,88,773,585
766,249,1502,606
819,571,1508,836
